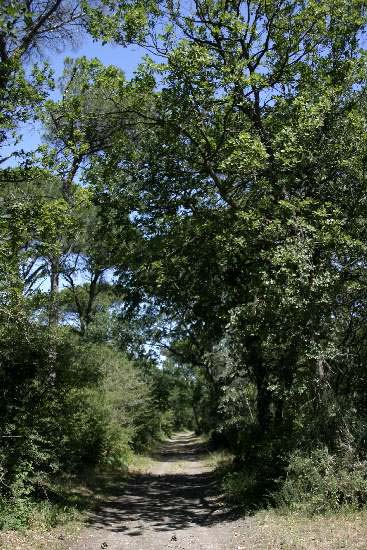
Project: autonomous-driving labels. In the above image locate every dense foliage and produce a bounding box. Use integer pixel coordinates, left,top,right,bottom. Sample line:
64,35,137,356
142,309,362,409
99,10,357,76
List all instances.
1,0,367,525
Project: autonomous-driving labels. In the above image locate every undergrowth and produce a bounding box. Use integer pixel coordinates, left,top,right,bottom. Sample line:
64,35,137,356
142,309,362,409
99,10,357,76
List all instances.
274,448,367,515
0,459,132,532
0,497,79,531
206,449,234,472
219,447,367,516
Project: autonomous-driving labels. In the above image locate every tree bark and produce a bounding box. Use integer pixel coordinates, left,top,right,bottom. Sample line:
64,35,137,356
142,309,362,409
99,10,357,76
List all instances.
49,257,60,326
247,335,272,433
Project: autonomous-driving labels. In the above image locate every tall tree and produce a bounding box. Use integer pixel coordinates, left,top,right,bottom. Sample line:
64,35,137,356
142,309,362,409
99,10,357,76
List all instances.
91,0,367,439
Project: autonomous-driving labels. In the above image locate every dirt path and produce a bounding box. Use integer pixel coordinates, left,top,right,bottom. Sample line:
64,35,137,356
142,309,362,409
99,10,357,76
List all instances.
70,432,241,550
4,434,367,549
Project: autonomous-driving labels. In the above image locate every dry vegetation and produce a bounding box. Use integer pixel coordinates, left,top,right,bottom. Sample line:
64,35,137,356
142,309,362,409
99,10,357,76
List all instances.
234,510,367,549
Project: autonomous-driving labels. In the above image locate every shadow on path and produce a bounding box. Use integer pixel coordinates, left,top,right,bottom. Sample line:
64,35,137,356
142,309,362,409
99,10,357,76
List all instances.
87,433,235,537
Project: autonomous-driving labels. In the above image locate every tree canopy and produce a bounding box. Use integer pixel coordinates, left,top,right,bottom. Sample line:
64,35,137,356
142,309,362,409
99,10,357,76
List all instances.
1,0,367,526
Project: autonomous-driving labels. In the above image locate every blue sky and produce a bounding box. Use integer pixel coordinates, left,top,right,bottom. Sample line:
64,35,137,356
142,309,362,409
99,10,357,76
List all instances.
11,37,147,291
9,36,146,158
52,35,145,79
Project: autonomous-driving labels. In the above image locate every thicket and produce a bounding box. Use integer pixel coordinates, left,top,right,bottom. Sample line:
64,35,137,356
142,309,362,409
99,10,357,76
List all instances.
2,0,367,528
0,300,163,527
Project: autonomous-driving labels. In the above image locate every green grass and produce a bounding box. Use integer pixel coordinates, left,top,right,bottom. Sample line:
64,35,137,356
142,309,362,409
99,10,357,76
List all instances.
128,453,158,473
0,446,161,549
0,450,156,539
206,449,234,472
0,465,129,542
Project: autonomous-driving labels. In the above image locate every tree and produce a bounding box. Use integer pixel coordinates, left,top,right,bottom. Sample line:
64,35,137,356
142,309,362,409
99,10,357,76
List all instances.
93,0,367,443
0,0,145,161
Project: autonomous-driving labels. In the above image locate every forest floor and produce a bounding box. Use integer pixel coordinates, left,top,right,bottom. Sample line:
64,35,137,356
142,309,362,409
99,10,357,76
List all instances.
2,432,367,549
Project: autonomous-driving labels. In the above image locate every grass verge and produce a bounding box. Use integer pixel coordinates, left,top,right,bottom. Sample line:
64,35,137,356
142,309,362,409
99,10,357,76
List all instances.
235,508,367,549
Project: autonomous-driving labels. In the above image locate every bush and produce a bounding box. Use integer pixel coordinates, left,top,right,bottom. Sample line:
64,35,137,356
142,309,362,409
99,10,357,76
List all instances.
222,469,271,511
274,448,367,514
0,496,79,531
0,323,160,510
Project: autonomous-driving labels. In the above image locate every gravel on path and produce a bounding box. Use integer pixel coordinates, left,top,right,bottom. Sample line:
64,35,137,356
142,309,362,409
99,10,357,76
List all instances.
70,433,243,550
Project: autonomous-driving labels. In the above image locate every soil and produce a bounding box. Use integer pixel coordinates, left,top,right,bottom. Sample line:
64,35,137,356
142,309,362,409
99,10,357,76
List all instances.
3,434,367,549
70,432,242,550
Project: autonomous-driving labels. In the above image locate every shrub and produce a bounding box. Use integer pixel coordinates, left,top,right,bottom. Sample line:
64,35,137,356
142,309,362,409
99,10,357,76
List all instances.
222,470,262,509
274,448,367,514
0,323,159,509
0,496,79,531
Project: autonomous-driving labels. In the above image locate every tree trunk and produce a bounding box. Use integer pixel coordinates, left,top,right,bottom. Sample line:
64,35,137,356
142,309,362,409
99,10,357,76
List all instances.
49,257,60,326
247,335,272,433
